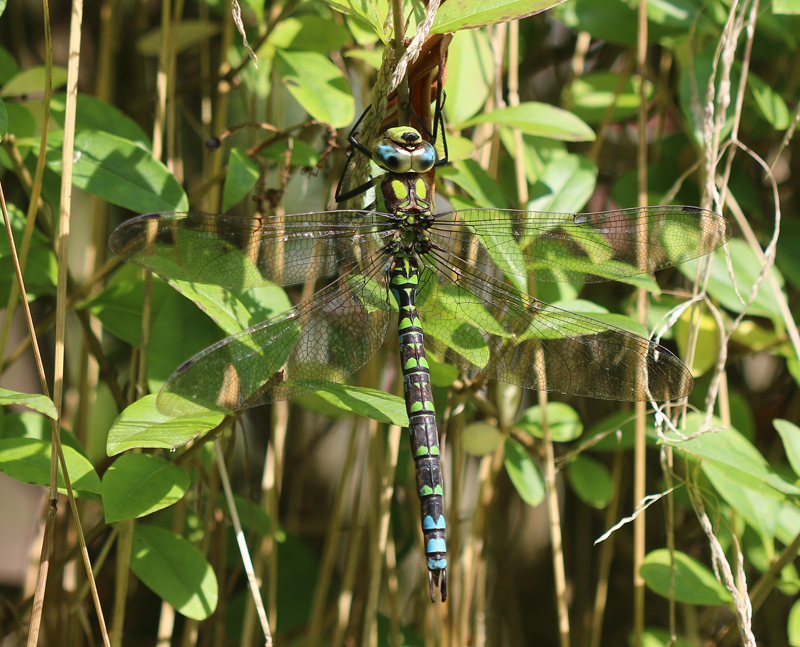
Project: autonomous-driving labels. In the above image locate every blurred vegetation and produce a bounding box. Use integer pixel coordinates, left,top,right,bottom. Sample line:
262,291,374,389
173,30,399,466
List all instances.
1,0,800,646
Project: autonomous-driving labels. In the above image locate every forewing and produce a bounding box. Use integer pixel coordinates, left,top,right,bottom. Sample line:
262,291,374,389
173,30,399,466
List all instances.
417,253,693,402
157,263,392,416
109,210,393,288
430,206,731,284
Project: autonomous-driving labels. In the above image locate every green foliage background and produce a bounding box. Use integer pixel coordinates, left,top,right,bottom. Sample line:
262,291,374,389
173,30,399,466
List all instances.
1,0,800,645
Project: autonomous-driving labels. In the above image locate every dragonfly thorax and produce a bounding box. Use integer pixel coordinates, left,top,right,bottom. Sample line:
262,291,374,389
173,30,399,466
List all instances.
374,126,436,174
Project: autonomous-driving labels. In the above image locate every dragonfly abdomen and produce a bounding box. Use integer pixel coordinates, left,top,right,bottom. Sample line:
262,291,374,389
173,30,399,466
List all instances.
390,253,448,602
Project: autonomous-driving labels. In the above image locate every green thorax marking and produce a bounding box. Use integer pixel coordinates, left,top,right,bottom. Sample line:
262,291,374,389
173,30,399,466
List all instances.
378,171,435,217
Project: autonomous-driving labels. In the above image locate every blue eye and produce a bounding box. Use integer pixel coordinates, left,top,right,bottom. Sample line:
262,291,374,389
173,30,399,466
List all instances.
410,142,436,172
376,141,412,172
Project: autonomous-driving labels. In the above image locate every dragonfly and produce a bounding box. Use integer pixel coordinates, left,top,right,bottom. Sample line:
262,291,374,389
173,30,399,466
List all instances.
109,90,731,603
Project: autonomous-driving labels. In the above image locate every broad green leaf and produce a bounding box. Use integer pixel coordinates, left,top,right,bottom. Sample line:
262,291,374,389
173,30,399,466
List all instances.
44,130,188,213
50,93,151,150
674,307,721,377
343,49,383,70
315,383,408,426
274,50,354,128
790,598,800,646
774,419,800,478
131,525,218,620
0,45,19,85
0,387,57,419
0,98,6,140
222,146,260,211
584,410,658,452
432,0,566,32
0,438,101,496
258,139,320,167
0,65,68,97
504,438,545,507
662,414,800,498
440,159,508,208
567,72,653,124
640,628,692,647
568,455,613,508
749,74,790,130
774,0,800,14
136,21,219,56
445,29,494,125
527,154,597,215
427,355,459,387
103,453,190,523
269,16,351,52
81,268,173,347
459,103,595,142
640,549,733,605
147,292,227,393
703,462,779,546
321,0,385,42
554,0,693,47
106,395,223,455
678,238,785,320
514,402,583,442
462,422,504,456
4,101,36,139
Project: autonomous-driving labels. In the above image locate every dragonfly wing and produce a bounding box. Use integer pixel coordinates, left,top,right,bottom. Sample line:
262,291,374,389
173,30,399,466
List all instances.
157,263,392,416
417,253,692,402
109,210,393,288
431,206,731,284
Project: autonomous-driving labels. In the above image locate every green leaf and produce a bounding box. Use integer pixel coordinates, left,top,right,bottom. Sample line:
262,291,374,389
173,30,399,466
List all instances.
703,462,779,546
0,387,57,419
106,395,224,456
44,130,188,213
528,154,597,215
662,414,800,499
4,101,36,139
789,598,800,646
640,549,733,606
136,21,219,56
441,159,508,208
131,525,218,620
0,65,68,97
678,238,785,320
50,93,151,150
675,307,721,377
568,455,613,508
0,45,18,85
0,98,6,140
567,72,653,124
268,16,351,52
749,74,790,130
146,292,227,394
641,628,693,647
462,422,504,456
774,419,800,478
503,438,545,507
514,402,583,442
274,50,354,128
774,0,800,14
459,103,595,142
103,453,190,523
223,146,260,211
321,0,386,42
427,355,460,387
445,29,494,125
315,383,408,426
0,437,101,496
432,0,567,32
258,139,320,167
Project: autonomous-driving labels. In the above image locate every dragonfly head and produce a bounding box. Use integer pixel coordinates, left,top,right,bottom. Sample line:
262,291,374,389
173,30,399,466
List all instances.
374,126,436,174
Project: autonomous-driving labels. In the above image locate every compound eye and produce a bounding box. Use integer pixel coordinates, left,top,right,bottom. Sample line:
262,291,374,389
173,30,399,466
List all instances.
375,140,412,173
410,141,436,172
